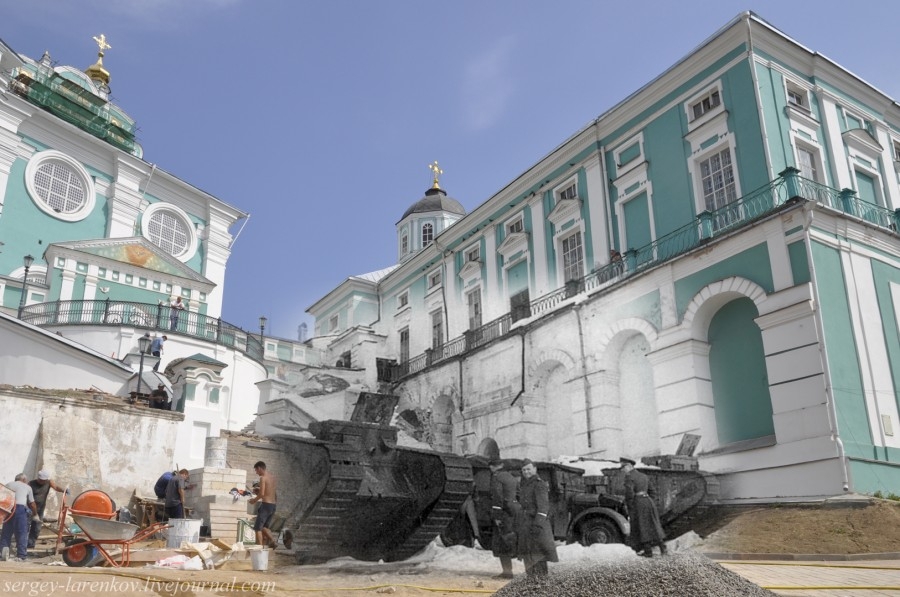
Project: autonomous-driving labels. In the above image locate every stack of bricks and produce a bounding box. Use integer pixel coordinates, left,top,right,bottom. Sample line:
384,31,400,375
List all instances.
186,466,249,541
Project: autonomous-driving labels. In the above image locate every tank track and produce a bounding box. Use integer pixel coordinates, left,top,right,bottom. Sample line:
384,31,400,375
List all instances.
661,471,722,540
384,451,473,561
293,444,473,563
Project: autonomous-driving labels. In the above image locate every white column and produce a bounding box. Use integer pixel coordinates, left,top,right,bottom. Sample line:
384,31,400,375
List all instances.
59,270,77,302
585,158,610,269
815,89,852,191
530,194,549,296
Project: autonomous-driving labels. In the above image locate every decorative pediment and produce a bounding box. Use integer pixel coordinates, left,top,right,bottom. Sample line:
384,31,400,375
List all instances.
497,231,528,260
548,198,581,229
458,259,482,284
784,104,819,131
46,237,213,287
843,128,882,156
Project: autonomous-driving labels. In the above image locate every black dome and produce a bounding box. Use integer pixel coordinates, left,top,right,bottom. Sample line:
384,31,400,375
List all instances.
401,187,466,221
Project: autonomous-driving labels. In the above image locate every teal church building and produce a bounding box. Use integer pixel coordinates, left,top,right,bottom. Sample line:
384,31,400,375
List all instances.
0,35,265,471
299,12,900,500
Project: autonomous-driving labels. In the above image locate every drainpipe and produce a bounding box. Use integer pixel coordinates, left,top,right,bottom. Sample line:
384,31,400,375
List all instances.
574,304,593,449
802,204,850,491
510,332,527,407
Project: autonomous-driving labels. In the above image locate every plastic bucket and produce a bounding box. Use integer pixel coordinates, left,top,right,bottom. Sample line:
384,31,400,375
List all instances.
250,548,269,571
166,518,201,548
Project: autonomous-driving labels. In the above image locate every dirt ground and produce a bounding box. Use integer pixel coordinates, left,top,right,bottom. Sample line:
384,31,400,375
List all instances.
2,500,899,596
695,498,900,555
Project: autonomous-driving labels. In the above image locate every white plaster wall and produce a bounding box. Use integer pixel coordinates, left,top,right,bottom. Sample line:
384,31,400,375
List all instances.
0,389,178,509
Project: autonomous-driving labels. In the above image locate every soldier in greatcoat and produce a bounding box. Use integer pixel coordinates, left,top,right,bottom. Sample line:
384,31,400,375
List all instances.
516,459,558,577
621,457,667,557
489,459,519,578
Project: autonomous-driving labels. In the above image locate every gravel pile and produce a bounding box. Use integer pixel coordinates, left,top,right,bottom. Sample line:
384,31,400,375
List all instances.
494,552,777,597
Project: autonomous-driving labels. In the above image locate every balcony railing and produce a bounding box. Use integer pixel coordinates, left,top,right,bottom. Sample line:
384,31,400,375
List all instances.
20,299,263,362
390,169,900,381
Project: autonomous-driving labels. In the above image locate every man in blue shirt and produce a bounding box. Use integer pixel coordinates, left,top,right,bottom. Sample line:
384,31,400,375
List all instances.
150,335,166,372
153,471,176,500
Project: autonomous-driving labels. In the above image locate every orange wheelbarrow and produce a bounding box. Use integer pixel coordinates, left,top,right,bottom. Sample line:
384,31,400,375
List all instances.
61,514,168,567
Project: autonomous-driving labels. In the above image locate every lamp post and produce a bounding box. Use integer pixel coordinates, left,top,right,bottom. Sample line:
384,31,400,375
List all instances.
134,333,152,403
17,254,34,319
259,316,267,343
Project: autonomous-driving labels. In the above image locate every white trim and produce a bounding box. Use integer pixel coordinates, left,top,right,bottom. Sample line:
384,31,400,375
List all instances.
141,202,198,262
684,81,725,132
613,133,645,178
688,136,742,221
555,225,586,286
24,150,96,222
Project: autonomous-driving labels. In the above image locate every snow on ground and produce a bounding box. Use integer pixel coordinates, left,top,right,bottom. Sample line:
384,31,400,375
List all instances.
310,533,705,575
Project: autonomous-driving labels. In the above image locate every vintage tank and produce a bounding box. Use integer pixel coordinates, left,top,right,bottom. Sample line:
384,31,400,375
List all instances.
277,393,473,563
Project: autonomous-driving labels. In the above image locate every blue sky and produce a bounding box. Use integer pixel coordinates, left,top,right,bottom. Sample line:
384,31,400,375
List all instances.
3,1,899,339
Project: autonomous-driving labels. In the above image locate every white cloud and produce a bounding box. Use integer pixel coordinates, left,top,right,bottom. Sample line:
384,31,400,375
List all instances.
460,36,516,132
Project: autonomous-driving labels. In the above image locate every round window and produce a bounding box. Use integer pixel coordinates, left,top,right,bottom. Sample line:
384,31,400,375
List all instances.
25,150,96,221
141,202,197,261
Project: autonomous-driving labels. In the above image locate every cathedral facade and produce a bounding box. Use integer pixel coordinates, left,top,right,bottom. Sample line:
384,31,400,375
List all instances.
303,13,900,499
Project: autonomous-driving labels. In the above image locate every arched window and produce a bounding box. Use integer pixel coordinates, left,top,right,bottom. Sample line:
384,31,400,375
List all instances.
422,223,434,247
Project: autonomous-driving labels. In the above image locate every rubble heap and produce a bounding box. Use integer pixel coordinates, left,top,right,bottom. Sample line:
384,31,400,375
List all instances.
494,553,776,597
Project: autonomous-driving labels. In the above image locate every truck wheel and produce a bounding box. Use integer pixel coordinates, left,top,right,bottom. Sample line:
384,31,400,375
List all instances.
579,518,623,546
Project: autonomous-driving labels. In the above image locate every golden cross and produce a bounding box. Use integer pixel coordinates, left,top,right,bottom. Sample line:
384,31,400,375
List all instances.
93,34,111,53
428,161,443,189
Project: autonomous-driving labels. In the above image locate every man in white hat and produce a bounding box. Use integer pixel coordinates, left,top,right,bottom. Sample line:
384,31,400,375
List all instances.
27,470,66,549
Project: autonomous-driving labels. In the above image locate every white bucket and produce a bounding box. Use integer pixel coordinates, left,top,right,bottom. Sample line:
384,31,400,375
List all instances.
250,548,269,571
166,518,201,548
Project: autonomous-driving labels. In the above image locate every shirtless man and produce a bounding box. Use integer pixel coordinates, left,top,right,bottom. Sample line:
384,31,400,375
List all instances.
248,461,278,548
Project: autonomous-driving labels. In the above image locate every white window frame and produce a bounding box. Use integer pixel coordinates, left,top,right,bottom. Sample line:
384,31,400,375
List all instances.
399,327,410,363
613,133,645,178
401,232,409,256
427,268,442,291
465,244,480,263
466,286,483,331
141,202,198,262
397,289,410,310
851,162,886,207
328,314,339,333
785,80,811,112
555,178,578,202
613,161,654,254
558,228,585,284
685,82,725,132
688,136,742,230
430,309,444,350
421,222,434,247
505,213,524,235
24,150,96,222
793,138,825,183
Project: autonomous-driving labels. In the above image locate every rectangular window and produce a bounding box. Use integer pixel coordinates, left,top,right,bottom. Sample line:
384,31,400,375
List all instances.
797,146,819,182
510,289,531,323
397,291,409,309
691,89,721,121
431,310,443,349
558,182,577,201
787,89,804,107
466,246,480,263
467,289,482,330
893,141,900,161
700,148,737,212
401,234,409,255
507,217,524,234
329,315,338,332
399,327,409,363
428,270,442,289
422,223,434,246
561,231,584,282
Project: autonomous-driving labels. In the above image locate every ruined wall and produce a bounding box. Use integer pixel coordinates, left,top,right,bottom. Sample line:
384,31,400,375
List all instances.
0,387,179,510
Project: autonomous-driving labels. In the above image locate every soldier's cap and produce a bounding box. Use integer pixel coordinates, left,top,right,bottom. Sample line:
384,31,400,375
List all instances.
619,457,636,466
521,458,534,467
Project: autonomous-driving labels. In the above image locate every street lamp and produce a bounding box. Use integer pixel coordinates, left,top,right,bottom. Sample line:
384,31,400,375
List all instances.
17,254,34,319
134,333,152,403
259,316,267,342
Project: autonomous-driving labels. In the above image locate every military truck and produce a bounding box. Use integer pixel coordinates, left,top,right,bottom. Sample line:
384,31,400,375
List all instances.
440,453,719,549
